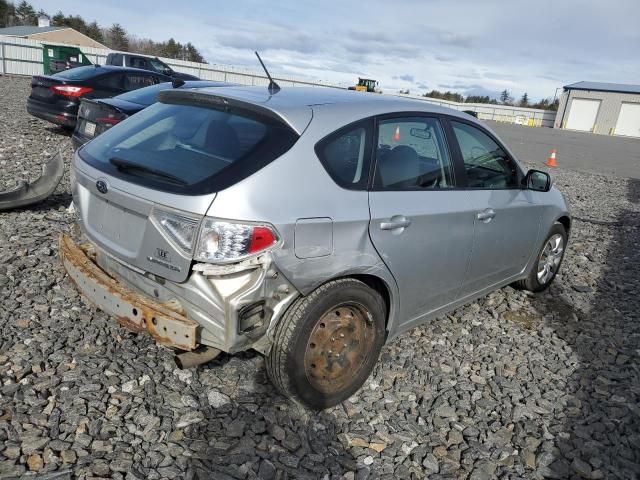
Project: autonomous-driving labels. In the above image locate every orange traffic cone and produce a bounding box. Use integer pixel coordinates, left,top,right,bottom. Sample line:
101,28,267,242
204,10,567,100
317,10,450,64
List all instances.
545,149,557,168
393,126,401,141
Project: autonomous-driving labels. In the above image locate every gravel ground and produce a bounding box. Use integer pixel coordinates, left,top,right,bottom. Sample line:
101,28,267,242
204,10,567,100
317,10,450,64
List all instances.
1,75,639,480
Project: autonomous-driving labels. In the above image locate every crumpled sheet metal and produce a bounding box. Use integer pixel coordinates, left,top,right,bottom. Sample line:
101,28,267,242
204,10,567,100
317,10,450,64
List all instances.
0,152,64,211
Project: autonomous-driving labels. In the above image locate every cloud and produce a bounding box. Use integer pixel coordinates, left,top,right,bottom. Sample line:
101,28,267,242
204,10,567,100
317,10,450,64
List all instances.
211,21,322,54
434,54,454,62
462,85,502,100
25,0,640,101
438,83,474,90
393,74,415,82
438,32,475,48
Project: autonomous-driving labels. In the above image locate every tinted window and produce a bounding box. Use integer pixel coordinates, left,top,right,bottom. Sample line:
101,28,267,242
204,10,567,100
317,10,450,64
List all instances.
96,74,124,90
451,121,518,188
80,102,299,195
52,65,99,80
128,57,148,69
316,122,370,189
149,58,169,73
124,74,156,91
375,117,454,190
108,53,123,65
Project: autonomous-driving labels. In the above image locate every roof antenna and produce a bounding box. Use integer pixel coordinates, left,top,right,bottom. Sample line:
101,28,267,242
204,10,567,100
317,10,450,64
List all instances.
255,51,280,94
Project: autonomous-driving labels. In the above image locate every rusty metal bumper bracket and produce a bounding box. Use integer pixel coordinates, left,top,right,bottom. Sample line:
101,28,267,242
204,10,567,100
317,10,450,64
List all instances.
59,234,198,350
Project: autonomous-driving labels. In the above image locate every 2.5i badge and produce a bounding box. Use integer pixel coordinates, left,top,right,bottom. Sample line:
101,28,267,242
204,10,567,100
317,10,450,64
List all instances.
147,248,181,272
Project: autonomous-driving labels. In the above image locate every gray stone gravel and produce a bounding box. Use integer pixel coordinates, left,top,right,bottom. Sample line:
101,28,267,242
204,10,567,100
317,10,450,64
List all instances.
1,75,639,479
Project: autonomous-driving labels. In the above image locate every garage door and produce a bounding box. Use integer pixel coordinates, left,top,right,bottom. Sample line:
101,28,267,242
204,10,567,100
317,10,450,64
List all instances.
614,103,640,138
565,98,600,132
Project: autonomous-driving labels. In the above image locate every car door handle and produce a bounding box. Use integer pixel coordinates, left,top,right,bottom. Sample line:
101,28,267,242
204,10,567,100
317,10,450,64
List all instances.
380,216,411,230
476,209,496,222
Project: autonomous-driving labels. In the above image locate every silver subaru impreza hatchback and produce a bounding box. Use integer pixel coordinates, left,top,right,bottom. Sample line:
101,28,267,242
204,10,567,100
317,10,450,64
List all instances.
62,85,570,408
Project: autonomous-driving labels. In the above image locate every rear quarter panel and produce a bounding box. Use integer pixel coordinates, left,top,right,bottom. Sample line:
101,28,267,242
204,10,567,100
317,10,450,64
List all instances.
205,105,402,334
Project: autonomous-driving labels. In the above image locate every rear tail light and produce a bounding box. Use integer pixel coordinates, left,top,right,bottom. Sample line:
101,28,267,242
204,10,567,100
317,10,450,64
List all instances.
195,219,279,263
152,209,280,263
95,116,124,128
50,85,93,97
151,209,199,255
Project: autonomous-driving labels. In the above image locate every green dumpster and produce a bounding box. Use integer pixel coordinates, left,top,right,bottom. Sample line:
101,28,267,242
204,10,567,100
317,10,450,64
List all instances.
42,44,92,75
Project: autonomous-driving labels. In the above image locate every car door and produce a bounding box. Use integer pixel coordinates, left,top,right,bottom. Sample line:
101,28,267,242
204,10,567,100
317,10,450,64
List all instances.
92,73,125,98
126,56,150,71
368,115,475,328
122,73,158,93
447,119,542,294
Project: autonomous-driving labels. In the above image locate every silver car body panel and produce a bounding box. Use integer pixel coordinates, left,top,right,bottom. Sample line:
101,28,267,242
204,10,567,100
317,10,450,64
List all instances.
0,153,64,211
67,86,570,353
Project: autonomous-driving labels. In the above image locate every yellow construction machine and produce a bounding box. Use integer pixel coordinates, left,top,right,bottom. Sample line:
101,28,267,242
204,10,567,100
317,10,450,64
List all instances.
348,78,379,93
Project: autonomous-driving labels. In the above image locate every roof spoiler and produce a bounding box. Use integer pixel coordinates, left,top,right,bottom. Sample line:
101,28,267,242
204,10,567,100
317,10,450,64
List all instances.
0,153,64,211
157,89,299,132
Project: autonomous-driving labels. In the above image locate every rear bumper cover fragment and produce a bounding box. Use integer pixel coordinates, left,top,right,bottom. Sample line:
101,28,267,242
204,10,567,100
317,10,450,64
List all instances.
59,234,198,350
0,153,64,211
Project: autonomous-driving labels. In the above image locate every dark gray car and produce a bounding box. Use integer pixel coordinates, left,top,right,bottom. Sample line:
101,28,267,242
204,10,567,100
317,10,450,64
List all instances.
61,86,570,408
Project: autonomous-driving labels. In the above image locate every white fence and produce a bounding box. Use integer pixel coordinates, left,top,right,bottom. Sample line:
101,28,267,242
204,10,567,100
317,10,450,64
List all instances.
0,36,341,88
394,93,557,127
0,35,556,127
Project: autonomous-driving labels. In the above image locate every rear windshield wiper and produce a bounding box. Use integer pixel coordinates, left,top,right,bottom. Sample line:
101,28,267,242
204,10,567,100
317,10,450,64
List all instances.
109,158,187,186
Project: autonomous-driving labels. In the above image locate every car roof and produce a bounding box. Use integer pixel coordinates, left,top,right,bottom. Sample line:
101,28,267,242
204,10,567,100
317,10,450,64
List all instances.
164,85,474,134
85,65,167,75
105,80,233,106
103,65,165,74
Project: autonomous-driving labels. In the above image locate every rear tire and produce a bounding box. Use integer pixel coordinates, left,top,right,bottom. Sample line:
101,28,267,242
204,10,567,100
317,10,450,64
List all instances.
266,278,386,409
513,222,567,292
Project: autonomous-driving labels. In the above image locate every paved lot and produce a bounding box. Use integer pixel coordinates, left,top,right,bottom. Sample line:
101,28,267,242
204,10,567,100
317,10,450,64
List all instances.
489,121,640,179
0,75,639,479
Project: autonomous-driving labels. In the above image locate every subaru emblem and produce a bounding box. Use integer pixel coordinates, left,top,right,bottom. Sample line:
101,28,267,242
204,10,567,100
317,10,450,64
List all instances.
96,180,108,194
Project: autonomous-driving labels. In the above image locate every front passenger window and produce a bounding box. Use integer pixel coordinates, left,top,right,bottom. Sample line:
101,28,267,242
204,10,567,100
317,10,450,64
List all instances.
375,117,454,190
451,121,518,189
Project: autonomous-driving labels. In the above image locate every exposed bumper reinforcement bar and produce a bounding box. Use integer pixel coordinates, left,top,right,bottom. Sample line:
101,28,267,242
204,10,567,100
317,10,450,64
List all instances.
59,234,198,350
0,153,64,211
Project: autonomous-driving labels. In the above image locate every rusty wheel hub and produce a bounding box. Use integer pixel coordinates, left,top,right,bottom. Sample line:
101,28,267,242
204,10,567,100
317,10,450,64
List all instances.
304,303,374,394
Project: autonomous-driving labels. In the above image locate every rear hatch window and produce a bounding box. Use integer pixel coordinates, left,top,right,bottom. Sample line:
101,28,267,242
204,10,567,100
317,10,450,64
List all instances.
79,101,299,194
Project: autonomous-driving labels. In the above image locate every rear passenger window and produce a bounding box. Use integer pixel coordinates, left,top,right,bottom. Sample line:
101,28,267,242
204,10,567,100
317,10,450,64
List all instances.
124,74,156,91
315,121,371,190
129,57,148,69
451,121,518,189
109,54,123,65
375,117,454,190
96,74,124,90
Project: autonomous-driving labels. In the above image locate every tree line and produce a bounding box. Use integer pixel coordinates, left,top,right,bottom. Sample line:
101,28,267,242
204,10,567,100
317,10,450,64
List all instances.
0,0,206,63
399,88,559,111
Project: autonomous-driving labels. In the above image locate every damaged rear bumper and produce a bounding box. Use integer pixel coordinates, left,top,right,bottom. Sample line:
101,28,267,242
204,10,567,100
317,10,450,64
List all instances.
0,153,64,211
59,234,198,350
59,233,301,354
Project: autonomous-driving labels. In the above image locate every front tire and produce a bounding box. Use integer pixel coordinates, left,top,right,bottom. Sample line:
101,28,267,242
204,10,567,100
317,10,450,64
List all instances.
266,278,386,409
514,222,567,292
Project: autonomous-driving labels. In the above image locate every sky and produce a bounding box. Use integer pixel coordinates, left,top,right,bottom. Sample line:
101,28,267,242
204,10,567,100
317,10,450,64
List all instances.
28,0,640,100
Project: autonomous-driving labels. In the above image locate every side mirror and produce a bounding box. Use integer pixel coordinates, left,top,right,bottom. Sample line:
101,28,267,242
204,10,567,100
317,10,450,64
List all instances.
163,67,173,76
410,127,431,139
525,169,552,192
